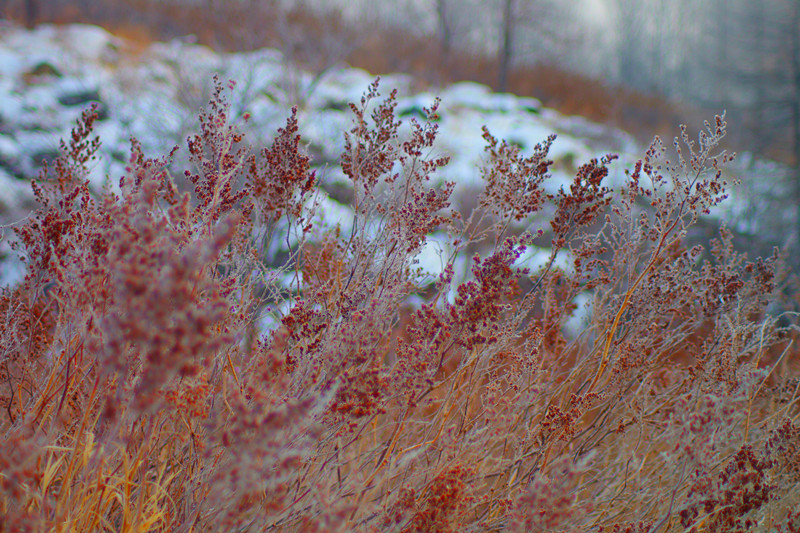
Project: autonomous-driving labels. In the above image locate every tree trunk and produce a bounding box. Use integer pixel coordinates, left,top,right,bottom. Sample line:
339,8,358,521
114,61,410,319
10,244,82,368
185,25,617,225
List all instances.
24,0,37,28
498,0,514,92
791,0,800,262
436,0,451,56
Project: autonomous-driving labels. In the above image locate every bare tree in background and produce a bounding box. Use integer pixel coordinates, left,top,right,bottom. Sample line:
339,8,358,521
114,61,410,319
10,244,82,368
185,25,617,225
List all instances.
498,0,514,91
493,0,567,92
24,0,36,27
0,0,38,27
712,0,800,256
782,0,800,254
435,0,452,56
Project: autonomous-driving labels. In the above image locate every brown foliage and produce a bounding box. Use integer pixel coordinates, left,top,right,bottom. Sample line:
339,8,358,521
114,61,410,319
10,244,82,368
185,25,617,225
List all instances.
0,77,797,532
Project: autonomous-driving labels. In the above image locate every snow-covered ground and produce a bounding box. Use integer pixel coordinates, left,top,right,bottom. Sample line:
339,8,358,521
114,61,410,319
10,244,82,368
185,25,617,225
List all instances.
0,23,781,294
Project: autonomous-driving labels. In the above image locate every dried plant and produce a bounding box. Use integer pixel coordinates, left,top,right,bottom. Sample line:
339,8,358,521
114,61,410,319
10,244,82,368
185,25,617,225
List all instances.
0,77,796,532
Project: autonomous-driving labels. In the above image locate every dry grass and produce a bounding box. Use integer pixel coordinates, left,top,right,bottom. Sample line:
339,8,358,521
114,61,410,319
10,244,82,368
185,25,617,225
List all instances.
1,75,799,532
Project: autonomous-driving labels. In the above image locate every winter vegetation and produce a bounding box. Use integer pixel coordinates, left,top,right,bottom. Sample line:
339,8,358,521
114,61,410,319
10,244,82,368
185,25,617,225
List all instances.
2,60,800,533
1,8,800,533
5,0,798,266
0,22,645,289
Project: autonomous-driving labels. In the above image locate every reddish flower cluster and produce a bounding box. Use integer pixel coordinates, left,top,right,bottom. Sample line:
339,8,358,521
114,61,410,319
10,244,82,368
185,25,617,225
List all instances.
247,106,316,223
680,446,774,532
385,464,475,532
479,127,552,222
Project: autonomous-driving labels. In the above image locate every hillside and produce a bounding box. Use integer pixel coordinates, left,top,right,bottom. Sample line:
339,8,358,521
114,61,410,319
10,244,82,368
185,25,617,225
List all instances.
0,23,771,287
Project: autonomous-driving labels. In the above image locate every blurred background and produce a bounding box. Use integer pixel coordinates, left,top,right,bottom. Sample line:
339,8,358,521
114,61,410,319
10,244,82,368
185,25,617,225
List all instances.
5,0,799,155
2,0,800,266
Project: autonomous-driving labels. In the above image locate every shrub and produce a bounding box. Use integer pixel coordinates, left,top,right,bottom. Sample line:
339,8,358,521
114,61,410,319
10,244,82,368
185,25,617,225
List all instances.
0,77,797,532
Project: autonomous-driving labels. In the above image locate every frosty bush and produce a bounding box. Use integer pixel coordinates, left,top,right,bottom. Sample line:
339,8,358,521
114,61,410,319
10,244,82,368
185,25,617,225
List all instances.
1,77,798,532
